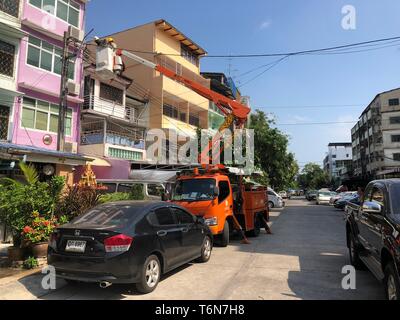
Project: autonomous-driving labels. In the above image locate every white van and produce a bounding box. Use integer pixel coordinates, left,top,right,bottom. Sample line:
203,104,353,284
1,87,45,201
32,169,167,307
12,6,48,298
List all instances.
97,180,167,201
267,188,285,209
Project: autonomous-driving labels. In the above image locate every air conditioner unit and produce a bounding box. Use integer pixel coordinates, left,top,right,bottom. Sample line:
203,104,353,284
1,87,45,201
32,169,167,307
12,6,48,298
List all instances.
67,80,80,96
68,26,84,42
64,142,78,154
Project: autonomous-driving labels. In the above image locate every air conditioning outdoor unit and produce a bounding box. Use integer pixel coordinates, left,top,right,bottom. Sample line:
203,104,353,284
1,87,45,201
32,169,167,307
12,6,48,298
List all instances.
64,142,78,154
67,80,80,96
68,26,84,42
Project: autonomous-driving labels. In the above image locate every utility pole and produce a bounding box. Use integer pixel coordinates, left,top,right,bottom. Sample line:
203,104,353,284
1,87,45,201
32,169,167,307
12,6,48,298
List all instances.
57,31,70,152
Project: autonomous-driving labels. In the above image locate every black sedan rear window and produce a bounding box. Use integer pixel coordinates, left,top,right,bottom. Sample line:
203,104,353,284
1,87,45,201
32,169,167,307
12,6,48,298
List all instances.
71,205,136,227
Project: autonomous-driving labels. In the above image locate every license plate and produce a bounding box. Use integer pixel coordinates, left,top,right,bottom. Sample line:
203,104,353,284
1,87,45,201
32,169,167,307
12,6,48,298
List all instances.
65,240,87,253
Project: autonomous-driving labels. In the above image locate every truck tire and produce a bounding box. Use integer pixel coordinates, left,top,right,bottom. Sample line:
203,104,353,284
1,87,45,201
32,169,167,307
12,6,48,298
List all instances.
384,262,400,300
219,220,230,247
247,214,261,238
349,234,364,270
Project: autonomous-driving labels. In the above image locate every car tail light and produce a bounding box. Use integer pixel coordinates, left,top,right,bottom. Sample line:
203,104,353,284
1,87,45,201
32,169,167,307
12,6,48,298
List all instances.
104,234,133,253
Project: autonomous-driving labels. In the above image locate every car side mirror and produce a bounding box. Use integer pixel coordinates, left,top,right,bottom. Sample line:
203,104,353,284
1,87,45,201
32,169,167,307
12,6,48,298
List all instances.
362,201,383,215
196,216,205,224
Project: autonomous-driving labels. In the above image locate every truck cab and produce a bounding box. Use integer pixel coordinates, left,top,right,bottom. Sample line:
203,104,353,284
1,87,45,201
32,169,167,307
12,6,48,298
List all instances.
345,179,400,300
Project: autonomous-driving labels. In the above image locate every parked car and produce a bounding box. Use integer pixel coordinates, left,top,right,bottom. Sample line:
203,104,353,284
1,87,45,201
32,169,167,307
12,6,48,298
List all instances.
345,179,400,300
48,201,213,294
335,193,360,210
330,192,356,206
267,188,285,209
306,190,318,201
316,191,335,205
279,191,288,199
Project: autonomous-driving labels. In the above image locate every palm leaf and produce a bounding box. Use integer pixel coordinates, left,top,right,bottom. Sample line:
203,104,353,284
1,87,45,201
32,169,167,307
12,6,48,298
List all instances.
19,162,39,185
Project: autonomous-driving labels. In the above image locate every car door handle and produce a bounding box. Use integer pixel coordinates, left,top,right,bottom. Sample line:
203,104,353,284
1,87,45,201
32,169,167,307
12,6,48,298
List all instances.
157,231,168,237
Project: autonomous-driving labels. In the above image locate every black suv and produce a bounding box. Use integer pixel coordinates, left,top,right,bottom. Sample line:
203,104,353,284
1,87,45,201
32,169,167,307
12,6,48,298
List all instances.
345,179,400,300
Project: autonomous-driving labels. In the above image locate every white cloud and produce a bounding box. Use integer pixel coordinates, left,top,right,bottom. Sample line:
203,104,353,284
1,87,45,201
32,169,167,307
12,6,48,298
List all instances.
259,20,272,30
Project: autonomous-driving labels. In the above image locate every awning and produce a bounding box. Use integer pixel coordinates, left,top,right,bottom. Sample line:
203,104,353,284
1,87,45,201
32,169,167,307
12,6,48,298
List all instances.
88,157,111,167
129,170,178,184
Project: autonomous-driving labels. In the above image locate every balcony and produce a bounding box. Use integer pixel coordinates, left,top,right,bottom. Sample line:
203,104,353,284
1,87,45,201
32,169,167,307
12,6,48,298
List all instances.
83,95,146,127
81,120,145,150
0,0,19,18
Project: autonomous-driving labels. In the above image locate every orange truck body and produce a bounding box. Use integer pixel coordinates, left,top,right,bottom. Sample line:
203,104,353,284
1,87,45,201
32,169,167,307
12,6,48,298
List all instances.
171,169,269,239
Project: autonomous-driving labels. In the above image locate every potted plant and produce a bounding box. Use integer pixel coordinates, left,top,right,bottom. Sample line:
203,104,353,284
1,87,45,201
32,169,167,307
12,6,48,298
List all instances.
21,212,58,258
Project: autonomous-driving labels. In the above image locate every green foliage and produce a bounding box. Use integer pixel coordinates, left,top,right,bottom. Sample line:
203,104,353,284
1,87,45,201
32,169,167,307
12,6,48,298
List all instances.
297,163,330,190
131,184,145,200
23,256,39,270
58,215,70,225
55,185,100,221
19,162,39,185
99,192,132,204
249,111,299,190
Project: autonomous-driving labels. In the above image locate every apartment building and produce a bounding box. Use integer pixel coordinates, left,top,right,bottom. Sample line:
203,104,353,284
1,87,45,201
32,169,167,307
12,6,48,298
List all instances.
0,0,89,184
323,143,353,180
352,88,400,179
106,20,210,143
78,63,147,179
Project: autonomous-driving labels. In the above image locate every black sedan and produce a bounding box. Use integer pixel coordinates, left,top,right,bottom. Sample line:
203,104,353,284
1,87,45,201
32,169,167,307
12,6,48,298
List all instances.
48,201,213,294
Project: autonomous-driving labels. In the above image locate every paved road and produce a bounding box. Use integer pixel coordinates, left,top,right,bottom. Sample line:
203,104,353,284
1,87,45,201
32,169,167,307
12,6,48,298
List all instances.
0,199,385,300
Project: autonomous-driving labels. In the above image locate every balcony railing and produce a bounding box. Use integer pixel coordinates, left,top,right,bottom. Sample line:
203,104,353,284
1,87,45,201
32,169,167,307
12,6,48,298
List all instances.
83,95,146,127
81,120,145,150
0,0,19,18
0,106,9,141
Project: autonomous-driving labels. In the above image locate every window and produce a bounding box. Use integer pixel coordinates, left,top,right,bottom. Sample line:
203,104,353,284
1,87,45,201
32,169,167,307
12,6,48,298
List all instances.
153,208,176,226
393,154,400,162
332,155,337,159
371,187,384,208
163,104,178,119
29,0,80,28
179,112,187,122
99,83,123,105
189,115,200,127
21,97,72,135
181,43,199,66
0,40,15,77
0,105,10,140
0,0,20,18
108,148,143,161
389,98,400,107
172,208,194,224
27,36,75,80
148,184,164,197
218,181,230,203
390,117,400,125
392,135,400,143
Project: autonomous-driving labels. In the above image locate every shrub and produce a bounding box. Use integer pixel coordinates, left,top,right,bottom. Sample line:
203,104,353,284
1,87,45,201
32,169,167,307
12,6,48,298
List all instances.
23,257,39,270
99,192,132,204
55,185,100,220
131,184,145,200
21,211,58,245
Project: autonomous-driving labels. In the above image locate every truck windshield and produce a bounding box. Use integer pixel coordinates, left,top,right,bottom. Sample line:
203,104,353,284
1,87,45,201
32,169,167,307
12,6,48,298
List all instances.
172,179,216,201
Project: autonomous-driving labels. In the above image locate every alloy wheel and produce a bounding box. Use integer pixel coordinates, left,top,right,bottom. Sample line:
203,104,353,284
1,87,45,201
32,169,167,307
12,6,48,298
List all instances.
203,237,212,260
145,259,160,288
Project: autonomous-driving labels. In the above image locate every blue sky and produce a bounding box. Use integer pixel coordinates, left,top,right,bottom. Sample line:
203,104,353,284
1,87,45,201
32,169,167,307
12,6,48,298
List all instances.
86,0,400,169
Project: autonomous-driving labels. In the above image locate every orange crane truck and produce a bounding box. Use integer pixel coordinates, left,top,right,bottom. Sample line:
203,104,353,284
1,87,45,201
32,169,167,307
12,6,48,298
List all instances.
95,38,271,246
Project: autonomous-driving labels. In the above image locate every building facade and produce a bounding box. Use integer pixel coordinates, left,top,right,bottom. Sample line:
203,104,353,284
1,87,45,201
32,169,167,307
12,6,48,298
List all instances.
78,62,147,180
106,20,210,142
0,0,88,185
323,143,353,180
352,88,400,179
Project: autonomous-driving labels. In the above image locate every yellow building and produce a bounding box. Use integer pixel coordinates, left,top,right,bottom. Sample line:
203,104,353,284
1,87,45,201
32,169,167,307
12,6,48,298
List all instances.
107,19,210,138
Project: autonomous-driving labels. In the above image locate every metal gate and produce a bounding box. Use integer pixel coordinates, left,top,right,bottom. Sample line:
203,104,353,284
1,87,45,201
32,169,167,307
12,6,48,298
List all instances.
0,105,10,141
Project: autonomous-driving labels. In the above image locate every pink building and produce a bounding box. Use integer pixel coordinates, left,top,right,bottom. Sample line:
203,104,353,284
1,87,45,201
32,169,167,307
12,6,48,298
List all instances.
0,0,89,185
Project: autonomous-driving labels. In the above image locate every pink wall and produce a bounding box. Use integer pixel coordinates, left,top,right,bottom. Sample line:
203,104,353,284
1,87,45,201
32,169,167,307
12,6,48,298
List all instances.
74,159,132,183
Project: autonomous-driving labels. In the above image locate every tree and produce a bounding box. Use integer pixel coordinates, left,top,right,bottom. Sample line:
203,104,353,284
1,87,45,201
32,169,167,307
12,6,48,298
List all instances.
249,110,299,190
297,163,330,190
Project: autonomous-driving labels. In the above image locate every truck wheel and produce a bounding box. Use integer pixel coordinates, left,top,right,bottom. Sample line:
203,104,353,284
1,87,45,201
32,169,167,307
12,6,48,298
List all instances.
219,220,230,247
247,215,261,238
384,262,400,300
349,235,364,270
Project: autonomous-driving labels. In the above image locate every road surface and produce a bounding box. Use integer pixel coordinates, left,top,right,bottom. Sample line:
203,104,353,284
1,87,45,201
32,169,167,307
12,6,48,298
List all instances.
0,199,384,300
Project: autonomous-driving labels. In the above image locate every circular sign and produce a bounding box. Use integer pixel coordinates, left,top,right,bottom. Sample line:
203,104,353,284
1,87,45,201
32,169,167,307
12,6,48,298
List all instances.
43,134,53,146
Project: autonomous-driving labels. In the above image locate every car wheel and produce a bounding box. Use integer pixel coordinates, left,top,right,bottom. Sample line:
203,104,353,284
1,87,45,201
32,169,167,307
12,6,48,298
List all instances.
196,236,212,263
136,255,161,294
268,202,274,210
349,235,364,270
219,220,230,247
384,262,400,300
